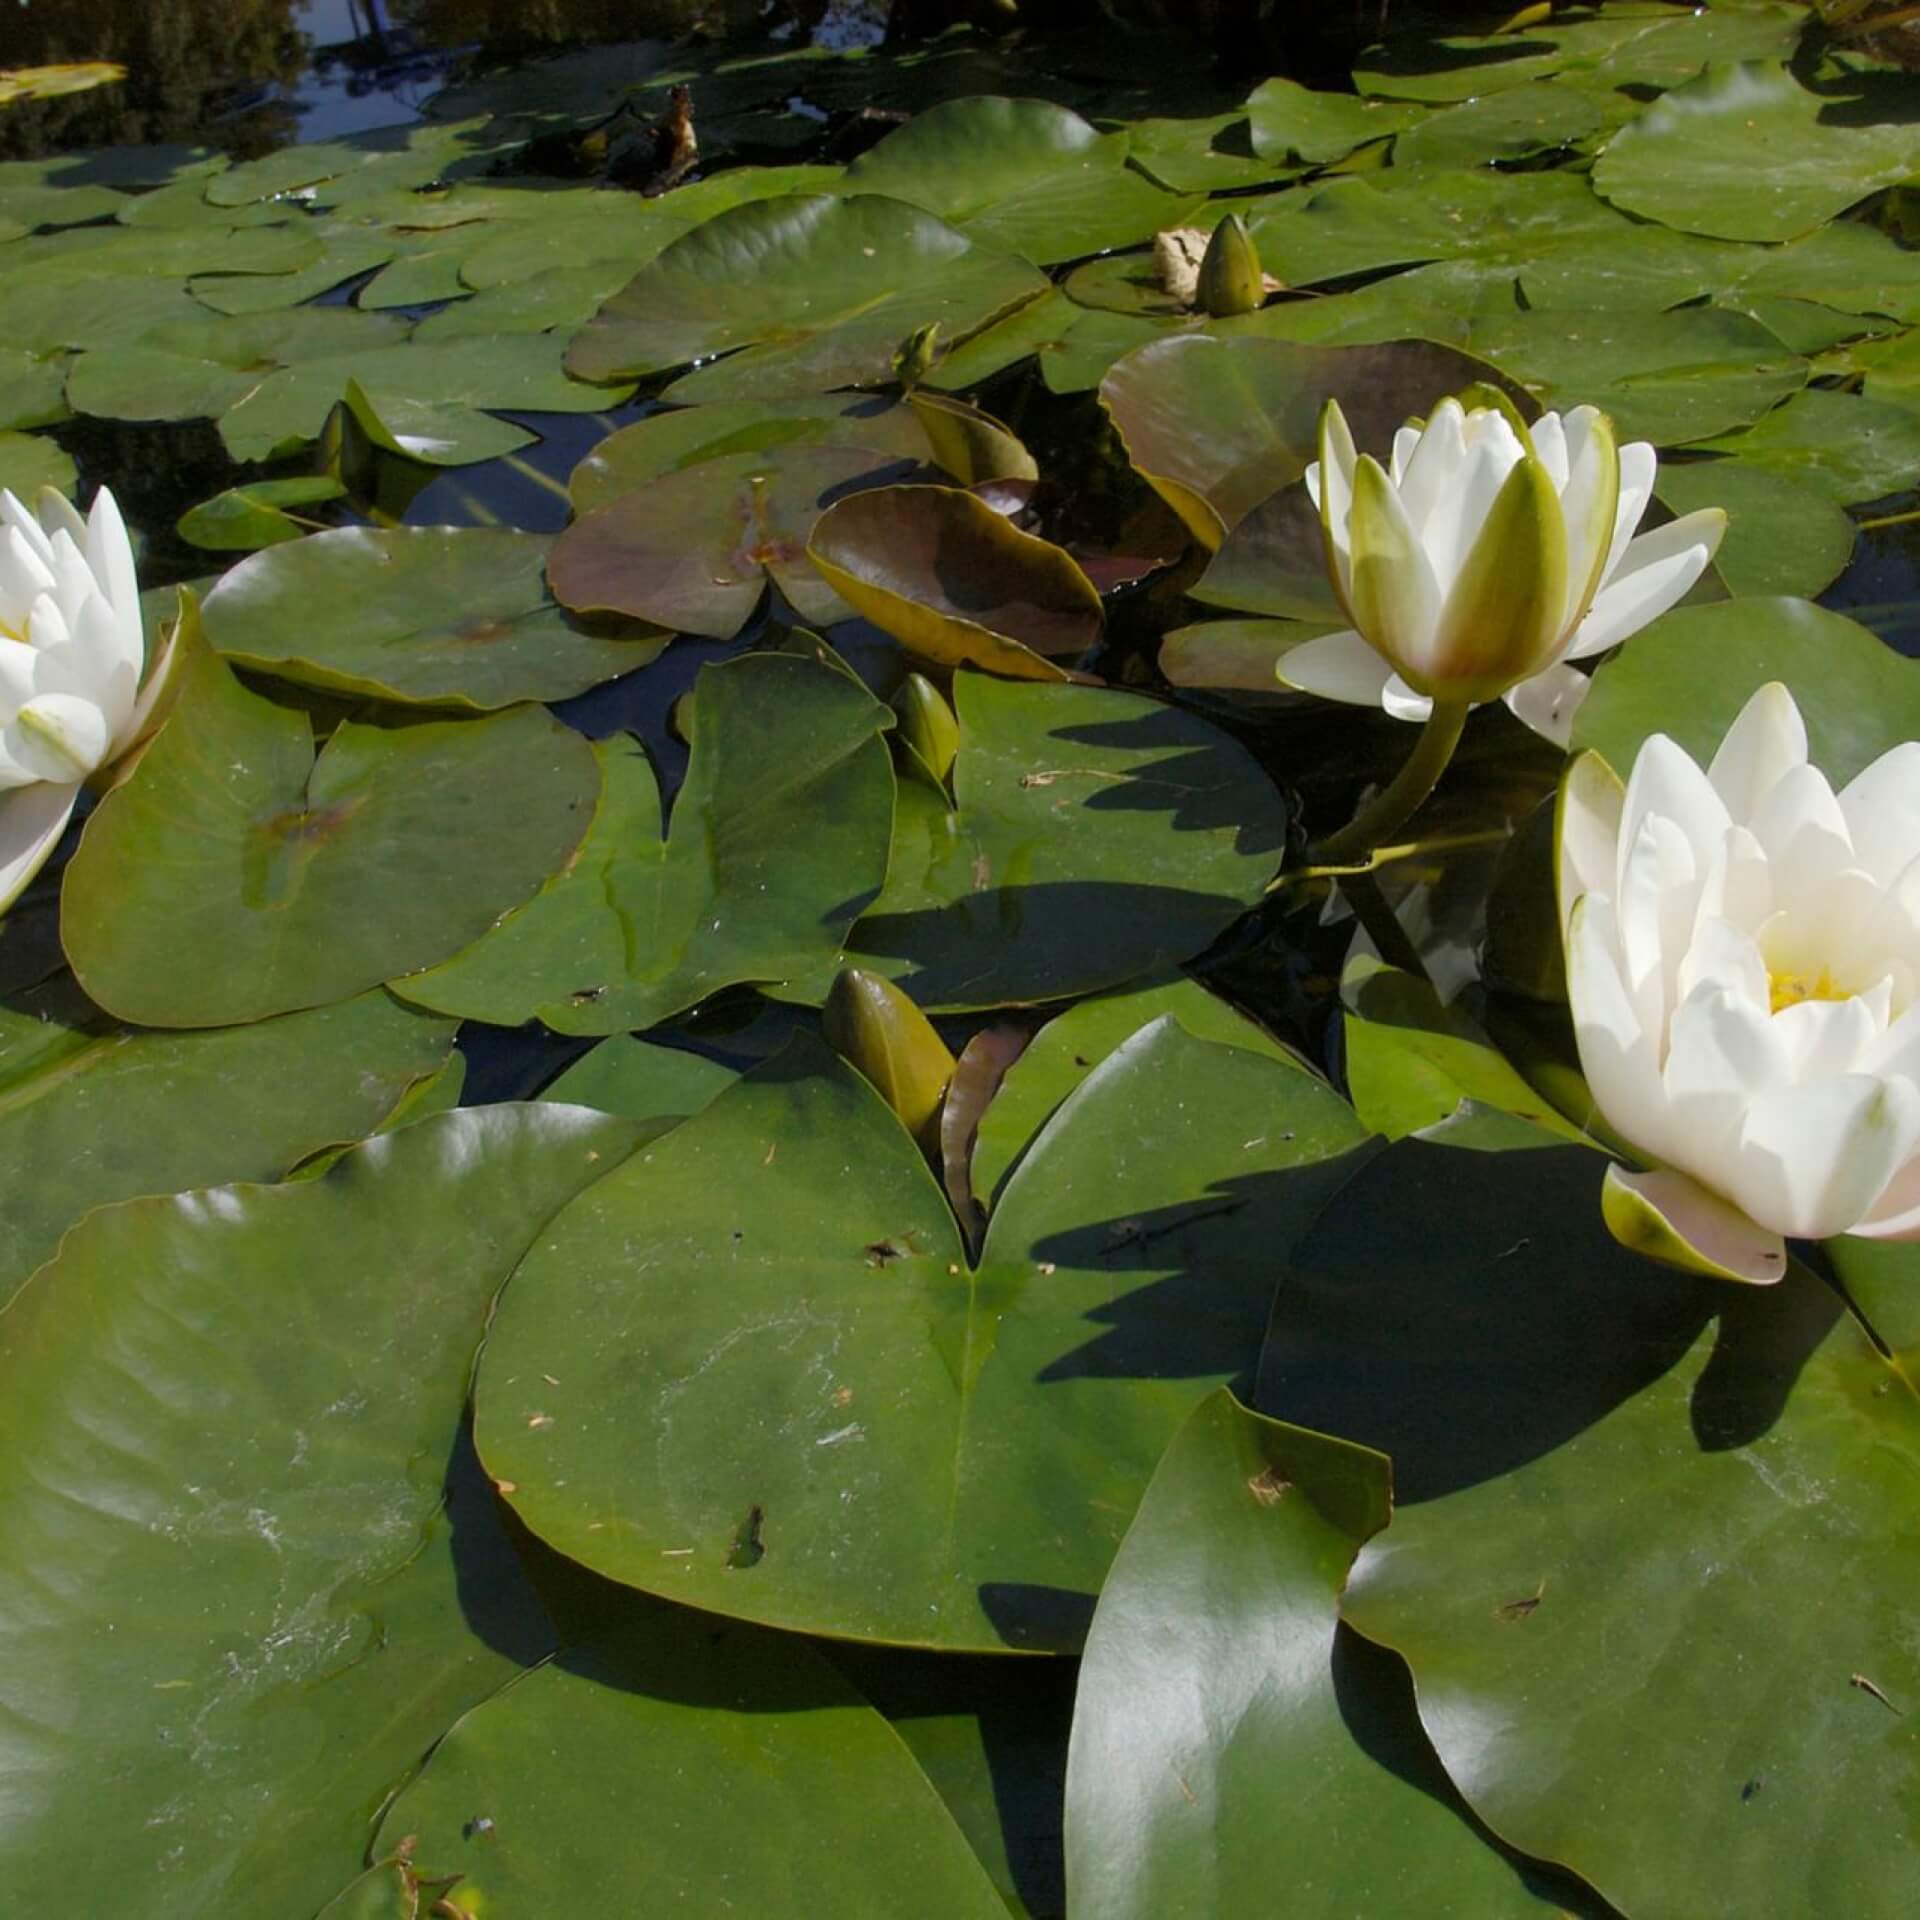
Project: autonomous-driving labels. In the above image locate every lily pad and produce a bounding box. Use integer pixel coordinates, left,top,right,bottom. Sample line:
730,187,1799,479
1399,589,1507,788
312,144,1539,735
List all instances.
1066,1391,1585,1917
1099,334,1522,549
1125,113,1302,194
176,476,347,552
1158,618,1333,704
550,444,918,639
1593,60,1920,243
1573,597,1920,787
569,395,932,511
202,527,664,709
1274,1140,1920,1920
1466,306,1804,446
1391,80,1612,172
808,485,1101,679
1694,386,1920,504
0,431,74,499
363,1628,1011,1916
0,990,453,1307
476,1018,1370,1649
396,656,895,1035
777,674,1289,1012
843,96,1200,264
0,1105,639,1918
62,649,599,1027
539,1036,740,1126
970,972,1312,1208
0,347,68,432
1653,462,1855,599
565,193,1048,403
1245,76,1423,164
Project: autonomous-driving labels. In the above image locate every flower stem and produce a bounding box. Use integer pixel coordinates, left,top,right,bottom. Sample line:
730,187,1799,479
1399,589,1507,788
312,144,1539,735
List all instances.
1311,699,1472,866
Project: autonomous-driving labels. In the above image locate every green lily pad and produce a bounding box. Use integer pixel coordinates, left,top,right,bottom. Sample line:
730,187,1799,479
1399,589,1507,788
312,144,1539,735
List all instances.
550,444,916,639
1696,386,1920,504
0,347,68,432
0,1105,640,1918
0,181,127,232
1247,170,1622,290
1125,113,1302,193
539,1036,740,1126
970,972,1312,1208
1593,60,1920,243
0,431,74,499
203,119,480,209
363,1628,1011,1916
1158,617,1334,703
62,649,599,1027
1099,334,1521,549
1355,4,1805,103
569,395,931,511
1245,75,1424,163
477,1018,1369,1650
202,526,664,709
0,990,453,1307
1467,306,1804,446
807,485,1101,680
396,656,895,1035
176,476,347,552
1653,462,1855,598
1391,79,1612,172
1277,1141,1920,1919
777,674,1289,1012
564,193,1048,403
1342,958,1588,1153
1067,1391,1586,1917
1710,219,1920,324
1573,597,1919,787
218,332,633,465
842,96,1200,264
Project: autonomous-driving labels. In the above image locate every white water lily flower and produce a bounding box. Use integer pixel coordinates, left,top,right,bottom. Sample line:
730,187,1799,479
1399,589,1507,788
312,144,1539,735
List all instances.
1559,683,1920,1282
0,485,176,913
1284,396,1726,747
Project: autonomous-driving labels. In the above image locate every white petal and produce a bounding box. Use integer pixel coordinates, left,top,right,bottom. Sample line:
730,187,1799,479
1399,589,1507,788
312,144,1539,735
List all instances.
82,487,142,669
1,693,110,784
1748,762,1851,904
1554,407,1618,630
1849,1155,1920,1242
1729,1074,1920,1240
1675,914,1770,1013
1618,812,1698,1048
1601,439,1657,581
0,523,55,638
1503,660,1590,747
1839,741,1920,888
1563,508,1723,661
0,636,38,715
1397,400,1467,554
1275,629,1394,707
1772,994,1879,1083
1707,681,1806,825
1557,748,1624,928
0,778,81,913
1618,731,1730,897
1388,423,1421,486
1528,409,1569,491
1424,412,1525,591
0,489,56,572
1381,674,1434,724
1662,985,1787,1167
1689,825,1772,944
1567,892,1672,1159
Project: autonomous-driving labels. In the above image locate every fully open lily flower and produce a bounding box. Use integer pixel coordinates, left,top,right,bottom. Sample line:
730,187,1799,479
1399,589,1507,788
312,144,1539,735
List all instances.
0,485,176,913
1283,396,1726,748
1559,683,1920,1282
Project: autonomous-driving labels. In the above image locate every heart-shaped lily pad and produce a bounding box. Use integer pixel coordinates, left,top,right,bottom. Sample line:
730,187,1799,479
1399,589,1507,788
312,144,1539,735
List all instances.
842,95,1201,264
477,1018,1369,1650
0,989,453,1307
1245,75,1424,163
1693,387,1920,505
776,673,1289,1011
1066,1391,1587,1916
0,1105,640,1917
1653,462,1854,599
62,649,600,1027
1099,334,1524,549
1593,60,1920,243
396,654,896,1034
360,1628,1010,1917
565,193,1048,402
808,485,1102,680
202,526,666,709
550,444,920,638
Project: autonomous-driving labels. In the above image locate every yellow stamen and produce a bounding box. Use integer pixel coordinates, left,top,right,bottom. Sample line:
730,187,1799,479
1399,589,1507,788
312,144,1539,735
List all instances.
1769,967,1847,1014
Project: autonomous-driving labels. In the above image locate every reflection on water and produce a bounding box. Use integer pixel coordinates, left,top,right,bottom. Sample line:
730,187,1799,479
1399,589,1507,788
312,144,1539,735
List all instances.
0,0,883,160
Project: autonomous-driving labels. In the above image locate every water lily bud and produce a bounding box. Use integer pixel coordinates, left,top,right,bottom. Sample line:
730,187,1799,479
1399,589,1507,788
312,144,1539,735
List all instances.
892,321,942,393
890,672,959,784
1,484,180,914
1196,213,1265,318
823,966,956,1146
1283,395,1726,748
1559,682,1920,1282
